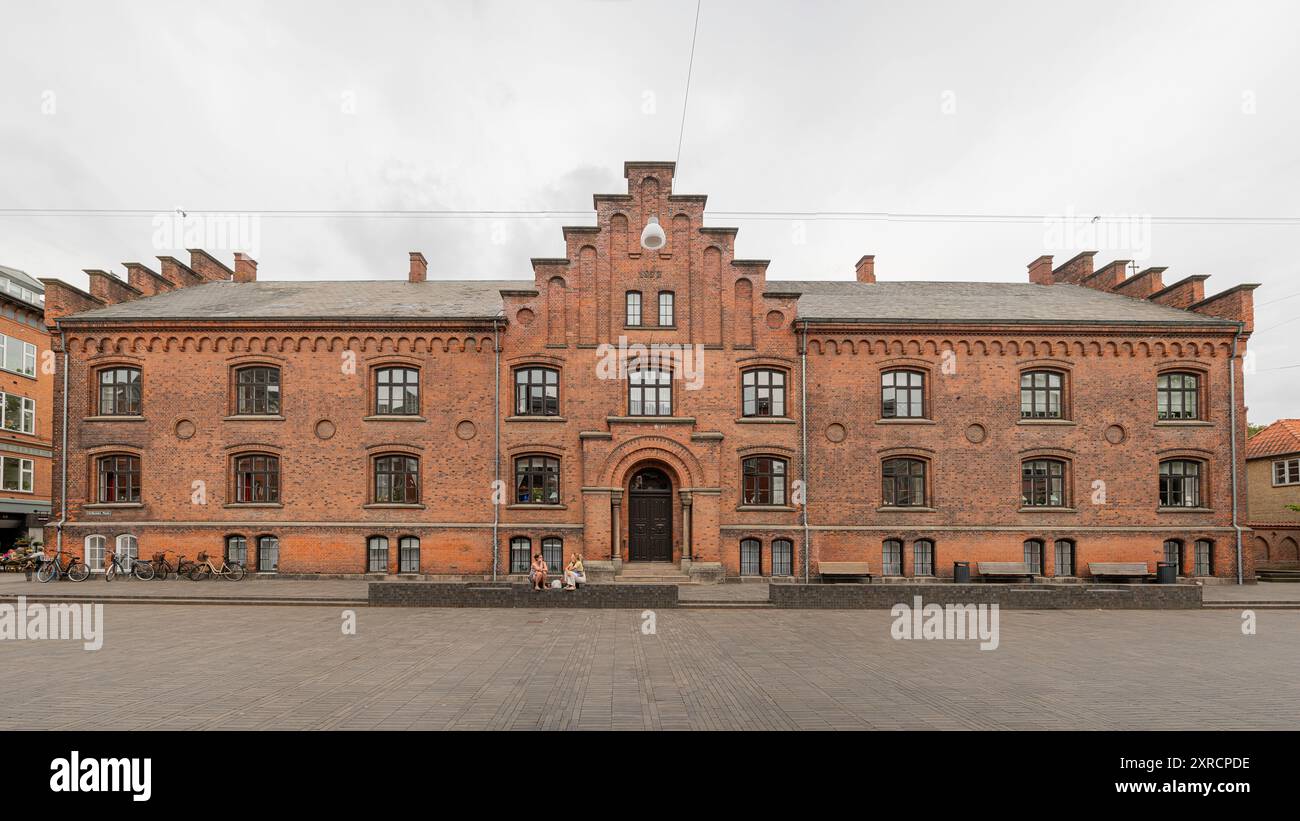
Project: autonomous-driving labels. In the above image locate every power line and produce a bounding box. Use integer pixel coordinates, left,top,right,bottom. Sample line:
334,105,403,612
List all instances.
675,0,703,168
1255,314,1300,333
1257,290,1300,307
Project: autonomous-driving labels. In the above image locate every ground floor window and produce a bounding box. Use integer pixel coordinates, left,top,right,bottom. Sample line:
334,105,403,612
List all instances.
740,538,761,576
115,534,138,571
399,536,420,573
1163,539,1183,575
771,539,793,576
913,539,934,576
542,537,563,574
1194,539,1213,576
510,537,531,574
258,535,279,572
882,539,903,576
1024,539,1045,575
226,535,247,565
367,536,388,573
1054,539,1075,576
85,534,106,572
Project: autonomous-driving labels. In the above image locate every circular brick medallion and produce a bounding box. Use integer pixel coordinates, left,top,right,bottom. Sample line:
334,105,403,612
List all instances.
965,423,986,444
315,419,336,440
825,423,846,443
456,420,477,440
1104,424,1127,444
175,419,196,440
766,310,785,329
516,308,535,326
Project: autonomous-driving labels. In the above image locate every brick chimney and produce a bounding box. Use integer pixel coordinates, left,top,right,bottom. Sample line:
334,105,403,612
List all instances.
1028,255,1054,285
234,253,258,283
409,252,427,283
855,255,875,283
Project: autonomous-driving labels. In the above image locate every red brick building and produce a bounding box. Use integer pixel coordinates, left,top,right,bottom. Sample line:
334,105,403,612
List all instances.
42,162,1258,582
1245,419,1300,567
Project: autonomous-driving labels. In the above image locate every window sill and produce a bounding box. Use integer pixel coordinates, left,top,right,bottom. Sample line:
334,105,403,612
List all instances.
223,415,285,422
736,504,797,512
875,418,936,425
362,415,427,422
506,415,567,423
224,503,283,509
1156,506,1214,514
623,325,678,330
607,416,694,425
1016,419,1076,426
362,503,426,510
506,503,566,510
735,417,796,424
1154,420,1212,427
84,415,146,423
83,503,143,509
876,506,937,513
1017,506,1077,513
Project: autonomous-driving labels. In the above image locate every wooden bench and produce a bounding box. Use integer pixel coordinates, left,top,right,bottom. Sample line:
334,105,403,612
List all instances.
818,562,874,583
977,561,1035,582
1088,562,1151,580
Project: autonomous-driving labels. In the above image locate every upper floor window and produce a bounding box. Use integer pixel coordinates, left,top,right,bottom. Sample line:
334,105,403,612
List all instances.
1021,458,1067,507
515,367,559,416
1159,459,1202,507
1,392,35,434
628,367,671,416
881,370,925,419
375,367,419,415
882,457,927,507
742,368,786,417
234,454,280,504
742,456,787,506
374,454,420,504
0,334,36,377
1,455,33,493
1274,457,1300,487
1020,370,1064,419
97,454,140,503
626,291,642,326
235,366,280,415
658,291,675,326
515,455,560,505
1157,372,1200,420
98,367,141,416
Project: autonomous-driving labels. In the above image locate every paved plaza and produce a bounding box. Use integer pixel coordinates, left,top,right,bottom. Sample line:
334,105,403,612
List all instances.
2,598,1297,730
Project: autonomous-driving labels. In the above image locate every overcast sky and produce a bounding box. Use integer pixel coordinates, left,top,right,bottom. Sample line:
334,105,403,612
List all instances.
1,0,1296,422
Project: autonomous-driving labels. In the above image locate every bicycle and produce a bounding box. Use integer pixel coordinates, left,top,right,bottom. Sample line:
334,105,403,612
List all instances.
151,551,198,581
35,552,91,583
188,551,246,581
104,549,155,581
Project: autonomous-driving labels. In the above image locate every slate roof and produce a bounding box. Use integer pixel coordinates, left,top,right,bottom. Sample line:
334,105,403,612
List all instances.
1246,419,1300,460
0,265,44,292
59,275,1233,327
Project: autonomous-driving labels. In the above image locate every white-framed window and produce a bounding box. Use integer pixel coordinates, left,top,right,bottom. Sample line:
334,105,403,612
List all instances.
85,534,106,573
0,456,33,493
1,392,35,434
0,334,37,377
1273,457,1300,487
115,534,138,571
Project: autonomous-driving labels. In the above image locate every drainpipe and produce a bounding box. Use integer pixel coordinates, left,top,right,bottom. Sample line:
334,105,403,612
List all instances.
492,319,501,581
54,328,68,558
1229,323,1245,585
800,322,810,583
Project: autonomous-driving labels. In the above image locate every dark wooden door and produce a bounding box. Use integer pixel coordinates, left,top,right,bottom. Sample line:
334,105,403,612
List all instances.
629,493,672,561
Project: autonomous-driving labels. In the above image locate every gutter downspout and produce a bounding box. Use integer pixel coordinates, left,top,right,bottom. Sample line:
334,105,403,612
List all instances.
800,322,810,583
1229,323,1245,585
492,319,501,581
54,328,68,558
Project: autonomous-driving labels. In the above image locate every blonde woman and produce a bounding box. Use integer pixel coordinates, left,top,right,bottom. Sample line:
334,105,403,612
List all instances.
563,553,586,590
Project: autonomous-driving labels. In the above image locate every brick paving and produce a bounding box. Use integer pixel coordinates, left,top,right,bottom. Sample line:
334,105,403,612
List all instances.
2,603,1295,730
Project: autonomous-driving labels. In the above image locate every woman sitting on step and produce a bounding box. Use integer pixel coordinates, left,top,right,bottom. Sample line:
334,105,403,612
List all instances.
530,553,549,591
564,554,586,590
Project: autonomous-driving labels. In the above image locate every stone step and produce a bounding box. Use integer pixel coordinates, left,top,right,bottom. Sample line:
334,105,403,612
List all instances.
1203,602,1300,610
680,601,773,609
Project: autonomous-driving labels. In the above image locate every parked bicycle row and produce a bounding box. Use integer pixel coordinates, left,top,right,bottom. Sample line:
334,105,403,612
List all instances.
12,550,248,582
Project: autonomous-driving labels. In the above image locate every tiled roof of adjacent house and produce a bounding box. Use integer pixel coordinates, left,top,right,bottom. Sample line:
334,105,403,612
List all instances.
60,276,1234,326
1247,419,1300,460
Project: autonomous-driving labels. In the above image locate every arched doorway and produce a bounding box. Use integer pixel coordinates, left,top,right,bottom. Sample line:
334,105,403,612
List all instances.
628,467,672,562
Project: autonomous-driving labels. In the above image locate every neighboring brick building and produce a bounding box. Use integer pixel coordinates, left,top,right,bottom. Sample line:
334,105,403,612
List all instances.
41,162,1258,581
1245,419,1300,565
0,265,52,551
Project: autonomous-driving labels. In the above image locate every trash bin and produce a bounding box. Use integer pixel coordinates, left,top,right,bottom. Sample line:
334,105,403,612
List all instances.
1156,561,1177,584
952,561,971,583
